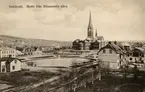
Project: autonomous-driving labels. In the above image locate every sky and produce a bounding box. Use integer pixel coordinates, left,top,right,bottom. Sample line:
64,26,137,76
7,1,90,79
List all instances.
0,0,145,41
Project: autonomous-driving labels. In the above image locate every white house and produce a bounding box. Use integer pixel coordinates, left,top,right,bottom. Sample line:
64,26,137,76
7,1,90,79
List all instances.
0,58,21,72
97,42,126,69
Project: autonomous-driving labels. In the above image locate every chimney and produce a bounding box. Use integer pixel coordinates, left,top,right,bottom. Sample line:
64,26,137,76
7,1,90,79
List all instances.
114,41,117,45
108,41,111,44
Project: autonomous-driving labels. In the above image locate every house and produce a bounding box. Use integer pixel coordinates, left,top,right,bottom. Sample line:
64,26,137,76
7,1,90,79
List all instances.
0,47,16,58
121,42,131,51
41,46,55,53
32,50,43,56
97,42,127,69
16,50,24,56
126,47,144,63
22,47,43,56
31,47,42,56
22,47,35,55
0,57,21,72
124,47,145,69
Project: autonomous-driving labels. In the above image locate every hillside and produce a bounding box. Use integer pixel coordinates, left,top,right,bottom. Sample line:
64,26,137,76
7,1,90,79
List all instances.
0,35,72,47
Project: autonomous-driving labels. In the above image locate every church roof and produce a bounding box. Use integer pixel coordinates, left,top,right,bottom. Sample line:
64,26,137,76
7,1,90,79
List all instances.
97,36,104,40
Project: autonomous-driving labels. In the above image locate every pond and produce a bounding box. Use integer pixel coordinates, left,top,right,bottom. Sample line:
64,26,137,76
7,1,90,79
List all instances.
33,58,89,67
22,57,90,71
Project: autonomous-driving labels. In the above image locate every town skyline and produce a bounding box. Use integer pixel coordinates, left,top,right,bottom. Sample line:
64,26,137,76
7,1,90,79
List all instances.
0,0,145,41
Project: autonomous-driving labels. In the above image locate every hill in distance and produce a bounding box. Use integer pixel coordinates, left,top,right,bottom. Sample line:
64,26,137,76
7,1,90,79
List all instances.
0,35,72,47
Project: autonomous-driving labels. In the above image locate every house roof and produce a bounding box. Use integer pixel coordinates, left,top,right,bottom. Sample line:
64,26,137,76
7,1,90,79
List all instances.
97,42,126,54
128,47,145,54
135,47,145,53
0,57,20,63
16,50,24,55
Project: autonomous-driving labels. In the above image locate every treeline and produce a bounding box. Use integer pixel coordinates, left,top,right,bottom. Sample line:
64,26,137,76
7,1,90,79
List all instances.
0,35,72,47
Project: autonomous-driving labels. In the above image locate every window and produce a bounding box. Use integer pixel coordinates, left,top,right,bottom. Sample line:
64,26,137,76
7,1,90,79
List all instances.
103,49,106,53
130,58,132,60
12,66,15,70
9,55,12,57
14,60,17,64
130,53,133,56
135,58,137,63
109,49,112,54
133,53,139,57
140,53,143,57
2,51,5,54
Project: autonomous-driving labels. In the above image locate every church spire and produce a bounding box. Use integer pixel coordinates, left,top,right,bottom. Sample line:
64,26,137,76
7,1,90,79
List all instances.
88,11,93,30
87,11,94,39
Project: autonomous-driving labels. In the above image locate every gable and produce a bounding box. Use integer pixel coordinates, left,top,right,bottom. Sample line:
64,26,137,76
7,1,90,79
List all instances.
10,59,21,64
97,42,126,55
98,48,117,55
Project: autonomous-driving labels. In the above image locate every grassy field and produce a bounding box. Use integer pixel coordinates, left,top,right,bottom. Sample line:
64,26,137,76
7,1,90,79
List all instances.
75,75,144,92
23,74,145,92
1,66,144,92
0,70,60,86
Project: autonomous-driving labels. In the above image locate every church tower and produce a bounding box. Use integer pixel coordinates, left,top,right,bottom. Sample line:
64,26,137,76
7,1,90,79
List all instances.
87,12,94,39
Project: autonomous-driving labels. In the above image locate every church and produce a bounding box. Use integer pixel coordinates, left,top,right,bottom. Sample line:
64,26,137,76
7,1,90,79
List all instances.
72,12,105,50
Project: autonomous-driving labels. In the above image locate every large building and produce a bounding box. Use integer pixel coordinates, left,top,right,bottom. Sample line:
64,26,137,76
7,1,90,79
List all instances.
72,12,105,50
0,47,16,58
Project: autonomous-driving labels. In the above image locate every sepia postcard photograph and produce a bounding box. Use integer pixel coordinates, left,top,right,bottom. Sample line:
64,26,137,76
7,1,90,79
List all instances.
0,0,145,92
